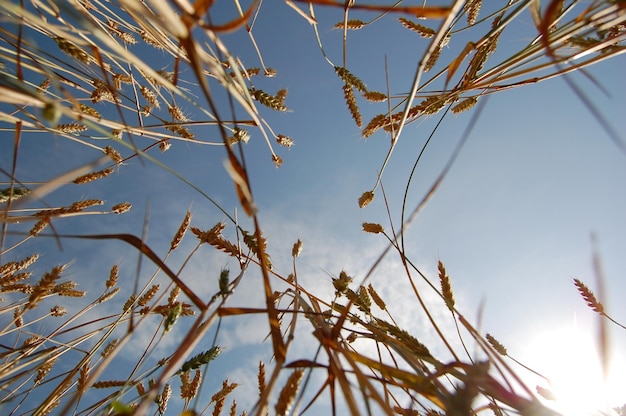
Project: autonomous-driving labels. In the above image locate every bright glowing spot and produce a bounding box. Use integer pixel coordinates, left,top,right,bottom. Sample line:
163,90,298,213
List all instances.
523,324,625,415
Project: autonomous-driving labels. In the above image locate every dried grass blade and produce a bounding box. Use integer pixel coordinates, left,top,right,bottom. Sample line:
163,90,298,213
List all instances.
295,1,451,19
53,233,206,310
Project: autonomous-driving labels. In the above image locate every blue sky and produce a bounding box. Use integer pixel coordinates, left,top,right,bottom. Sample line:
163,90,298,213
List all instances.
1,0,625,414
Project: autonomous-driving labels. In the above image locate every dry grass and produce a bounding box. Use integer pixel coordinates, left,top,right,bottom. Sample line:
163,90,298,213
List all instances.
0,0,624,415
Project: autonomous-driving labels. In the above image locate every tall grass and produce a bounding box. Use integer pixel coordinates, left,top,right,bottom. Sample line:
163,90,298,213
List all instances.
1,0,625,415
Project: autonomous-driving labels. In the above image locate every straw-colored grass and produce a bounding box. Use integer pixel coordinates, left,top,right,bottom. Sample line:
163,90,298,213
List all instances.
1,0,624,415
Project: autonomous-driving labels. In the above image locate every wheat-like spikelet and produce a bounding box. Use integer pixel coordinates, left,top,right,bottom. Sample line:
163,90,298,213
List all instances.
210,236,242,257
362,91,387,102
96,287,120,304
250,88,287,111
79,103,101,118
78,360,90,393
157,383,171,414
112,73,132,90
35,357,57,385
229,401,237,416
70,199,104,211
178,346,223,374
118,30,137,45
258,361,266,397
332,271,353,295
57,288,85,298
0,253,39,277
1,283,32,294
229,127,250,144
291,239,303,258
167,286,180,306
367,283,386,310
358,191,374,208
334,19,366,29
419,95,447,115
272,154,283,167
191,222,226,245
362,222,384,234
180,371,191,398
73,167,114,184
211,379,238,405
573,278,604,314
170,211,191,250
165,123,195,140
104,264,118,289
101,339,118,358
181,369,202,400
163,303,181,332
0,271,31,286
425,45,442,72
13,307,23,327
355,286,372,313
335,66,367,92
54,37,90,64
103,145,123,164
57,122,88,133
27,265,66,309
168,104,190,122
159,139,171,152
137,284,160,306
111,202,131,214
218,268,230,296
38,77,51,93
463,33,499,86
122,294,136,312
140,29,163,49
275,369,303,416
486,333,507,355
375,319,432,357
276,88,288,104
362,114,389,138
398,17,435,38
464,0,482,26
343,84,362,127
276,134,294,148
139,85,159,108
0,186,30,204
451,97,478,114
438,260,455,311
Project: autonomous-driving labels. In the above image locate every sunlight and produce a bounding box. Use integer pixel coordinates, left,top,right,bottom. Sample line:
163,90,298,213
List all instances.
524,322,625,415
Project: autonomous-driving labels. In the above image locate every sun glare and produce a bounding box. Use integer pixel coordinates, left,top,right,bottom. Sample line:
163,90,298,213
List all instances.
523,323,625,415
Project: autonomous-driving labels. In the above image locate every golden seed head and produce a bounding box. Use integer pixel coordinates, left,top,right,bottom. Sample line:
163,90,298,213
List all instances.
451,97,478,114
159,139,171,152
50,305,67,316
486,333,507,355
398,17,435,37
358,191,374,208
57,122,88,134
362,222,384,234
276,134,294,148
333,271,353,294
111,202,131,214
103,146,123,164
363,91,388,102
73,167,114,184
343,84,362,127
292,239,302,258
334,19,366,30
272,154,283,167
